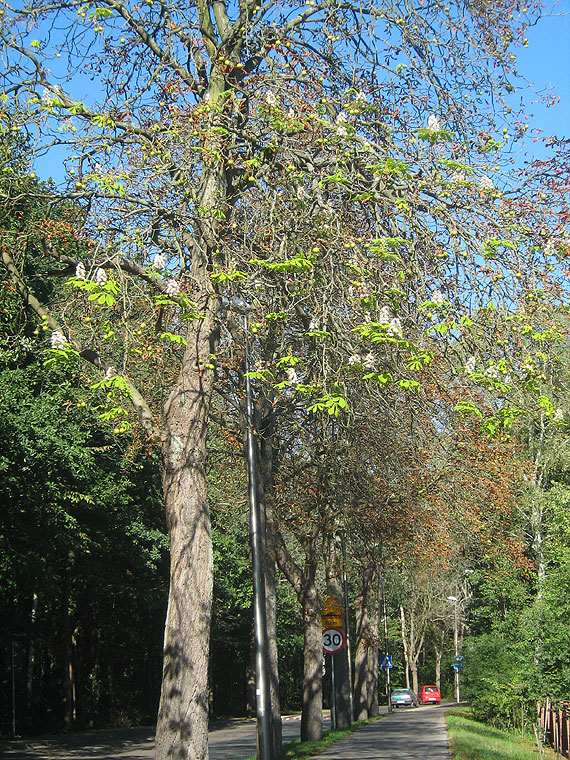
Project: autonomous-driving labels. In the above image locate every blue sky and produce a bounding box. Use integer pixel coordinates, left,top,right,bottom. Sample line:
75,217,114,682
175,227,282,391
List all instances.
514,8,570,151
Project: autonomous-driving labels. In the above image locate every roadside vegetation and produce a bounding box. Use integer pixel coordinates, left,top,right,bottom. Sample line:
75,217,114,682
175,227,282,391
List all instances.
447,710,552,760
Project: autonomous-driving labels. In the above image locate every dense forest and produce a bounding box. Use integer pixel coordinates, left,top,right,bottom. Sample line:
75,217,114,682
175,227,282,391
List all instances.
1,0,570,758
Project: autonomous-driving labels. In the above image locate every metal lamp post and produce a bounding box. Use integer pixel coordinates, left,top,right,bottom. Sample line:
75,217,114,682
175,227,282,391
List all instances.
225,297,271,760
447,596,460,704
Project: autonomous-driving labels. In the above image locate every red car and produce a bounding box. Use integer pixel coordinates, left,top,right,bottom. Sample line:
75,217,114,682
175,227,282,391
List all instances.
418,685,441,704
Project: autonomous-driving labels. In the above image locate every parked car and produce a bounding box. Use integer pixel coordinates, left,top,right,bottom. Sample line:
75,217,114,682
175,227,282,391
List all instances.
418,685,441,704
390,688,419,708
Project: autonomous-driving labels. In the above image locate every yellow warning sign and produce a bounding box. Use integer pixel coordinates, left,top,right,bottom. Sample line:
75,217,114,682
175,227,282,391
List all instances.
321,595,343,629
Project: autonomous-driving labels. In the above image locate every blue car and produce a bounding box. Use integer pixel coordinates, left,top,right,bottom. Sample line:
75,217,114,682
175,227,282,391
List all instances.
391,688,419,708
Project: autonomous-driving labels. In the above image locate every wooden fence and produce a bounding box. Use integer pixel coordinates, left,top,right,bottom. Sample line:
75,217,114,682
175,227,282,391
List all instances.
537,700,570,757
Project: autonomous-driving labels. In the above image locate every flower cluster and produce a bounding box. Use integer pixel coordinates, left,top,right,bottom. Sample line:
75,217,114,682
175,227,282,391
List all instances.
153,253,166,269
165,279,180,296
427,114,440,132
553,408,564,422
378,306,392,324
286,368,298,385
484,365,501,380
480,175,494,192
431,290,444,305
75,262,86,280
465,356,477,374
348,354,361,366
95,267,107,286
336,111,348,137
50,330,67,349
386,318,403,338
363,352,375,369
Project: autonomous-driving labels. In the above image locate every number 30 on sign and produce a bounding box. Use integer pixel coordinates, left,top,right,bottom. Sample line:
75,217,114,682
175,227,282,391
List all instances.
322,627,345,654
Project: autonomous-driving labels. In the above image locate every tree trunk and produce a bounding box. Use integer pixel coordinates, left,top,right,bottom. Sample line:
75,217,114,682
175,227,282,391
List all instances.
367,586,380,717
258,399,283,759
154,313,216,760
62,550,76,732
400,606,411,689
301,585,322,742
410,660,419,694
353,601,370,721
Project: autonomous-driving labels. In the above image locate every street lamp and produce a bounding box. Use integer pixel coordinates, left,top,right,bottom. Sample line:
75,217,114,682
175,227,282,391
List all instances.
447,596,460,704
224,297,271,760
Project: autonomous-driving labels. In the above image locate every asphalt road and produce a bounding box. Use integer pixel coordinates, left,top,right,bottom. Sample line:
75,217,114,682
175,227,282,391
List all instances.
0,714,320,760
0,705,452,760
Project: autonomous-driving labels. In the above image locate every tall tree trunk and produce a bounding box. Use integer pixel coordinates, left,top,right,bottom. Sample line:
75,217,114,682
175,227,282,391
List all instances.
258,398,283,759
154,311,216,760
301,584,322,742
26,592,38,718
400,606,411,689
62,550,76,732
367,582,380,717
353,564,375,721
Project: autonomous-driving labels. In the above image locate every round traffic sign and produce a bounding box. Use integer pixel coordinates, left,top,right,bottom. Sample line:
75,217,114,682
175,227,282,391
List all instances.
322,627,345,654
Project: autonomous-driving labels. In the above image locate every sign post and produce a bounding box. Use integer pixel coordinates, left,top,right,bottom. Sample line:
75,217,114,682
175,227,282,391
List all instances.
322,596,345,731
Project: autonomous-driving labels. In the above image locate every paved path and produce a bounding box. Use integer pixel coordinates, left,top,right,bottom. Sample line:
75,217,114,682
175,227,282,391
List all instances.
307,704,452,760
0,705,452,760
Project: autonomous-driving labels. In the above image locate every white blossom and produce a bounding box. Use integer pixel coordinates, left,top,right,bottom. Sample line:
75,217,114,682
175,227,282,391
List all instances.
336,124,348,138
286,368,298,385
431,289,444,305
336,111,348,124
308,317,319,331
545,238,556,256
427,114,440,132
264,91,278,107
355,91,367,104
363,352,375,369
465,356,477,374
42,88,53,105
554,408,564,422
50,330,67,349
348,354,361,366
95,267,107,285
105,366,116,379
287,108,295,118
75,262,86,280
484,365,501,380
165,279,180,296
378,306,392,325
153,253,166,269
386,317,403,338
480,175,494,191
450,171,466,184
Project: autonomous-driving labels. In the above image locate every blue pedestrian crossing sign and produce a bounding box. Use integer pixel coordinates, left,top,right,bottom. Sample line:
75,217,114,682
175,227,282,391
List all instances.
380,654,393,669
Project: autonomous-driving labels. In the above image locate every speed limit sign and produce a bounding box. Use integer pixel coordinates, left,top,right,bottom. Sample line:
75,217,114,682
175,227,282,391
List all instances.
322,627,345,654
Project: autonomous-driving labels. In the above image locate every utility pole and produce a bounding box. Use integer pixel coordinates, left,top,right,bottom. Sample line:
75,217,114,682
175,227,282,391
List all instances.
447,596,460,704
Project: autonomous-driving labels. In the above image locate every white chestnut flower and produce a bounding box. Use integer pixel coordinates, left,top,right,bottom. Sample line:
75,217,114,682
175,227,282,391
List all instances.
386,317,403,338
95,267,107,285
480,175,494,191
545,238,556,256
427,114,440,132
336,124,348,138
165,279,180,296
286,368,298,385
336,111,348,124
484,365,501,380
355,91,367,104
287,108,295,118
553,408,564,422
308,317,319,331
432,290,444,305
465,356,477,374
264,91,278,107
378,306,392,325
75,262,86,280
348,354,361,366
363,352,375,369
41,88,53,105
50,330,67,349
450,172,466,184
153,253,166,269
105,366,117,379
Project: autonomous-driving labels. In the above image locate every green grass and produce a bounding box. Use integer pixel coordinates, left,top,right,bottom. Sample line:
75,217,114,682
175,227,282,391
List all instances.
240,719,375,760
447,710,553,760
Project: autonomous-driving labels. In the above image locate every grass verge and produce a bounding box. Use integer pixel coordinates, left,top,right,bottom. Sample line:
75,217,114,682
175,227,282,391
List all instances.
446,709,553,760
240,718,374,760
